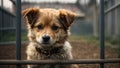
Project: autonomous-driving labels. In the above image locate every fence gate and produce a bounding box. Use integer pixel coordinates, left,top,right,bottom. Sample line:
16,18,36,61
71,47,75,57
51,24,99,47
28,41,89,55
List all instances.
0,0,120,68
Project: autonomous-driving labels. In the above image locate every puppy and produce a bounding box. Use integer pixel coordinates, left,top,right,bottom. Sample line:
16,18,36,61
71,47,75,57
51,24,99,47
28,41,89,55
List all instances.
22,7,78,68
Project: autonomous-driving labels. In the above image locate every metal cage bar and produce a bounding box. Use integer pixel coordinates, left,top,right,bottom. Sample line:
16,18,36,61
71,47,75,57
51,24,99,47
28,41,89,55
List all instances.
105,2,120,14
100,0,105,68
0,59,120,65
16,0,21,68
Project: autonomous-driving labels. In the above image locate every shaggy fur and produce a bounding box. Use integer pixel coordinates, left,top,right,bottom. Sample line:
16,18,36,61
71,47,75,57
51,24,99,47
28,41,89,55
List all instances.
22,7,78,68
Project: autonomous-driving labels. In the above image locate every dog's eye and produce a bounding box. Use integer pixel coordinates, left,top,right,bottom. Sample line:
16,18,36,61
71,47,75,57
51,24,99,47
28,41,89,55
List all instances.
52,25,58,31
37,25,43,29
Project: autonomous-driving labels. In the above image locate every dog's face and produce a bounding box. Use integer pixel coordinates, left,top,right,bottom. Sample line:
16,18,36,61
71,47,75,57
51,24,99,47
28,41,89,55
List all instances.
22,8,76,47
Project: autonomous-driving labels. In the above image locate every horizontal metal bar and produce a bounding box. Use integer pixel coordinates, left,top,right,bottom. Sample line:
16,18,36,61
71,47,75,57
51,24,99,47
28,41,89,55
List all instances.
0,41,28,45
0,27,16,30
105,2,120,14
0,59,120,65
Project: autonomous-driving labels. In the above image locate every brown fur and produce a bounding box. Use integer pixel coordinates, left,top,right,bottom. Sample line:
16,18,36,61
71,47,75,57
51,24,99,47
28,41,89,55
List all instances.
22,7,78,68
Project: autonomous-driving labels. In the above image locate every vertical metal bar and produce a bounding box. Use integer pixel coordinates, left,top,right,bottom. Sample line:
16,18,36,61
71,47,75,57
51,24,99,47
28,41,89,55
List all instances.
100,0,105,68
16,0,21,68
1,0,3,40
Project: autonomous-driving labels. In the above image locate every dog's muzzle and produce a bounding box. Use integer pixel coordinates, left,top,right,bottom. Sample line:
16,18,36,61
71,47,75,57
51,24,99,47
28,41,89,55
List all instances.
42,36,50,42
42,35,50,44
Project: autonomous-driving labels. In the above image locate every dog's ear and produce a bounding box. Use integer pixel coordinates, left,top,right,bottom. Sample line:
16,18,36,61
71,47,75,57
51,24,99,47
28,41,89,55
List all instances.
59,9,76,28
22,7,40,27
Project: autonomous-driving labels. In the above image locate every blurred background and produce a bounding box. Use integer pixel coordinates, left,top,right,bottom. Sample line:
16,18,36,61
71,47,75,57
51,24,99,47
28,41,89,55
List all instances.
0,0,120,68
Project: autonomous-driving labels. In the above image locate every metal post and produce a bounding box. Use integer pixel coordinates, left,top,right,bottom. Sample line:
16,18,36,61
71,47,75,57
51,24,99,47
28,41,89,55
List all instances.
16,0,21,68
100,0,105,68
1,0,3,40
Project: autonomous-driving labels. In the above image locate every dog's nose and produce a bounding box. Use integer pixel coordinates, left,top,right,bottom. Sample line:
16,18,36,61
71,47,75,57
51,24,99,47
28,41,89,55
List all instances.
42,35,50,43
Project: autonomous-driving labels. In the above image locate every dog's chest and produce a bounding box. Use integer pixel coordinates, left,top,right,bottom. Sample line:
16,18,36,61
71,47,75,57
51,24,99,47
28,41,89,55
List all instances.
35,47,68,60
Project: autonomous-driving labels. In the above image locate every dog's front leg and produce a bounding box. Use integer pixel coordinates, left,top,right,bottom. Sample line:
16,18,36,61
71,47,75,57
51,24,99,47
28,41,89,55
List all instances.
27,56,39,68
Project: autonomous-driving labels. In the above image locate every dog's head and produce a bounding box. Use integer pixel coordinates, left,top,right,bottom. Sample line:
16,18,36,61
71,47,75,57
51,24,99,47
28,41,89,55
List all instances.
22,7,76,47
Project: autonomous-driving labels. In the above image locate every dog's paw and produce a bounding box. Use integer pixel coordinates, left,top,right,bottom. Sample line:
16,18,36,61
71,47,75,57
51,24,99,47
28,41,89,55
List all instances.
72,64,79,68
